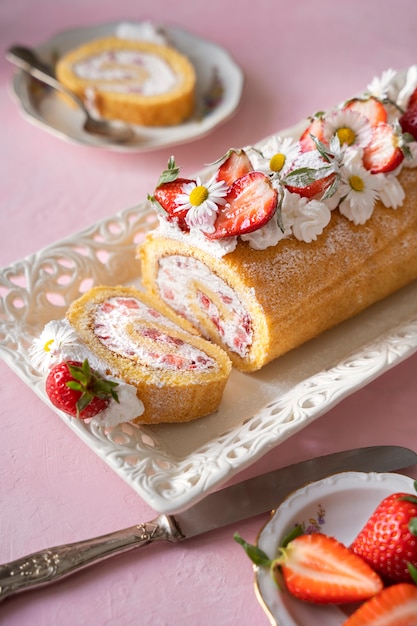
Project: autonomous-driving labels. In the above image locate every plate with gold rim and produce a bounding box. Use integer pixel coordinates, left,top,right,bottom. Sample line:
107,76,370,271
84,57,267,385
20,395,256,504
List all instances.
255,471,416,626
8,21,244,152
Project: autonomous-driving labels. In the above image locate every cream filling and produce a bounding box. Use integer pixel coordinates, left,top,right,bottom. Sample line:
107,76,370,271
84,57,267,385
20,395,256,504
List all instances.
73,50,179,95
157,256,252,358
93,296,217,371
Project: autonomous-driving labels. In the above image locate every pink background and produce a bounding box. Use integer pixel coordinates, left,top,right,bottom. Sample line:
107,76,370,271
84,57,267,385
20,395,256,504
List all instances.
1,1,417,624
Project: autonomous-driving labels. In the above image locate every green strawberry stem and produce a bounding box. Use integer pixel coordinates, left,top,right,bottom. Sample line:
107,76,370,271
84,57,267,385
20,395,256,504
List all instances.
156,156,180,186
66,359,119,417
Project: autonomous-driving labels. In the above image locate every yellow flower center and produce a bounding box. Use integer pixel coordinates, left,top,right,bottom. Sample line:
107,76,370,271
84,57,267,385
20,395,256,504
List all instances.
44,338,55,353
336,127,356,146
269,153,286,172
189,185,209,206
349,175,365,192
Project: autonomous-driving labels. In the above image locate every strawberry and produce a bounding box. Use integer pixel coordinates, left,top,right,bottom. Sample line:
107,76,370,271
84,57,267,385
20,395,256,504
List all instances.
299,116,327,152
285,171,336,199
215,149,253,186
152,177,194,232
350,483,417,583
362,122,405,173
45,359,119,419
344,96,388,126
399,87,417,140
235,531,383,605
342,582,417,625
209,171,277,239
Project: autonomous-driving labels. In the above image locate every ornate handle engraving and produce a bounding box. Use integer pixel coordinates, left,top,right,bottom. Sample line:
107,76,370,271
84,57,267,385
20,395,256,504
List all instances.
0,515,183,601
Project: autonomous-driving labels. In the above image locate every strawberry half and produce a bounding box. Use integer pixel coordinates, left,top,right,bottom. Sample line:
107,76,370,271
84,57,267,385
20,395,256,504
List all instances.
344,96,388,126
235,531,383,605
209,171,277,239
215,149,253,186
399,87,417,140
285,171,336,199
343,582,417,626
362,122,404,173
299,116,327,152
45,359,119,419
152,177,195,232
350,486,417,583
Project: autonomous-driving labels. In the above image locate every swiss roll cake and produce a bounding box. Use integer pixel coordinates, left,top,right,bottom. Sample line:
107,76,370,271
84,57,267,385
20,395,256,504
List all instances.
139,66,417,372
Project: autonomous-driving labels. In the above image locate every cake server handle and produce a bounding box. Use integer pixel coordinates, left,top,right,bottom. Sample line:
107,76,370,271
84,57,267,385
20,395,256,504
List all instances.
0,515,182,601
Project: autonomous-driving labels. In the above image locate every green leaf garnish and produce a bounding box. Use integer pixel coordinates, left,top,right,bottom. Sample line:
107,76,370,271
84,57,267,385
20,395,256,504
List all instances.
156,155,180,186
234,533,272,567
66,359,119,417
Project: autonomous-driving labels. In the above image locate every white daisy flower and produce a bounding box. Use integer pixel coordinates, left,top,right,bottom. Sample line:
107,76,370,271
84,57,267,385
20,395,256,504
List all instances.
323,109,373,149
175,175,228,234
367,68,398,101
251,136,301,182
29,319,79,372
338,162,381,224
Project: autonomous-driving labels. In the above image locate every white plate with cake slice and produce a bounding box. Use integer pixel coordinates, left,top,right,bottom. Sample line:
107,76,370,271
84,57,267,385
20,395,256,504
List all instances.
8,21,244,152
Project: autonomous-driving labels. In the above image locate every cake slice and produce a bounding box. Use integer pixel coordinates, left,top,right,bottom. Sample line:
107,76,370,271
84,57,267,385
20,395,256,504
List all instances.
31,285,231,425
56,36,196,126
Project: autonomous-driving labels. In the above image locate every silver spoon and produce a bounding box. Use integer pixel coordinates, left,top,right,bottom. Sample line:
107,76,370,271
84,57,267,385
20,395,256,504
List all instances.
6,45,135,144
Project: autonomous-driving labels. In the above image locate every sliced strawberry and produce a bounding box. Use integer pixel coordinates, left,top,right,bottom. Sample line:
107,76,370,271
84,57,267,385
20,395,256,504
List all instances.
343,583,417,626
215,149,253,186
277,534,383,604
400,88,417,140
344,96,387,126
285,171,336,199
208,171,277,239
235,531,382,605
362,122,404,173
299,117,326,152
152,177,194,231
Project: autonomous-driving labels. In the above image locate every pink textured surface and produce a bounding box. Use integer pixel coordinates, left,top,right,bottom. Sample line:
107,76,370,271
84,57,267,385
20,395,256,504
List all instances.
1,1,417,624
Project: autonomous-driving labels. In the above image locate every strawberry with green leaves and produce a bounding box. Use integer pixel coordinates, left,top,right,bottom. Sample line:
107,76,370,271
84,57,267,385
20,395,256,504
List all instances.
235,528,383,605
150,157,194,232
350,481,417,584
46,359,119,419
343,564,417,626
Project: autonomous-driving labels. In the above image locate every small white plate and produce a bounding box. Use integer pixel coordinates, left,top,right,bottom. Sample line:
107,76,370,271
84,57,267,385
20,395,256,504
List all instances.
9,21,244,152
255,471,416,626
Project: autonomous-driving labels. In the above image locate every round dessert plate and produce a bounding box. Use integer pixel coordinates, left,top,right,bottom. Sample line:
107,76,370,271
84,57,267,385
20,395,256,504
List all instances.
9,21,244,152
255,471,416,626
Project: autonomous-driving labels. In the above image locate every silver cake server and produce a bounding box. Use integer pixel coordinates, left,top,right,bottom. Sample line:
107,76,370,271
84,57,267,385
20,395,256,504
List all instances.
1,445,416,601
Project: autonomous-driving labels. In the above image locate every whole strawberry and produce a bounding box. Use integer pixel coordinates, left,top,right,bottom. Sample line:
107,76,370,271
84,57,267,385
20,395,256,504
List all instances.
351,483,417,583
46,359,119,419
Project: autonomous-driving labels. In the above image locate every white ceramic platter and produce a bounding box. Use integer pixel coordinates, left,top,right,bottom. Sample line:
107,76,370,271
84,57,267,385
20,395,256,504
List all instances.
1,185,417,513
255,471,416,625
9,21,244,152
